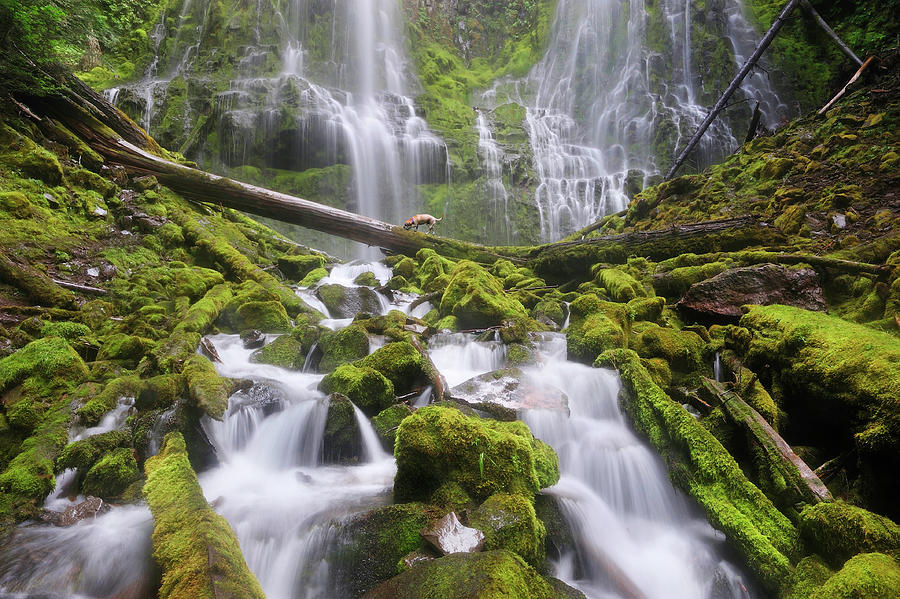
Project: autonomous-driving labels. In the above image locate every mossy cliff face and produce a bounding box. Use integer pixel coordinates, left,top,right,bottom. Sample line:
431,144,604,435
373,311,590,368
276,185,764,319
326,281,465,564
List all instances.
143,433,265,599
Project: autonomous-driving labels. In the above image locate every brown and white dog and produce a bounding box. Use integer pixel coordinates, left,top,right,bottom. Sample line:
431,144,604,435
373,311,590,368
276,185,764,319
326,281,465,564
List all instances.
403,213,444,234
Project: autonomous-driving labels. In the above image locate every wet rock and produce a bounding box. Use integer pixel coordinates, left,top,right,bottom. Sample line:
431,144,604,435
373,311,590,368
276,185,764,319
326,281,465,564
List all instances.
421,512,485,555
451,368,568,419
249,334,304,369
319,364,395,417
277,254,327,281
677,264,826,322
318,324,370,372
41,496,111,526
399,551,434,570
372,403,413,450
323,393,361,464
469,493,545,566
317,283,383,318
240,329,265,349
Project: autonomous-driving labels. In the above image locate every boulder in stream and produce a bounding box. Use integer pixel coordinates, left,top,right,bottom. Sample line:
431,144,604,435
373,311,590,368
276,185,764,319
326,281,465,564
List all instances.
451,368,569,420
40,495,111,526
317,283,383,318
421,511,485,555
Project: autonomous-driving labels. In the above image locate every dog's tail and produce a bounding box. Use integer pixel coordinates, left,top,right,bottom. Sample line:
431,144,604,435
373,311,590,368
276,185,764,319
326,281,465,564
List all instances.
436,213,444,222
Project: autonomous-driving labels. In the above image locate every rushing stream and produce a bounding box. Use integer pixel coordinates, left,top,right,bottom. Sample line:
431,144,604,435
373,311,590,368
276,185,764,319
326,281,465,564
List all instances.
0,262,755,598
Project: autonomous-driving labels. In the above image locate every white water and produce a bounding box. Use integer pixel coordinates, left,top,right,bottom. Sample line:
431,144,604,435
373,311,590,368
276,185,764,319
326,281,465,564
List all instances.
428,331,508,387
475,110,512,244
199,333,396,598
479,0,785,241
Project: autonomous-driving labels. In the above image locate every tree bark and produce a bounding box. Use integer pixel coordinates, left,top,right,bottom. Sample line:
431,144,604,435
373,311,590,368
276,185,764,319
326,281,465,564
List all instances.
818,55,876,115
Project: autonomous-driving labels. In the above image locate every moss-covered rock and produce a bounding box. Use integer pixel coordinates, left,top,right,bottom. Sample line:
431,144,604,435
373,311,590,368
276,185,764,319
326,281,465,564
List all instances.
76,375,143,426
56,429,132,473
811,552,900,599
331,502,436,598
81,446,141,499
469,493,546,567
628,296,666,322
799,502,900,568
143,433,265,599
317,284,383,319
630,322,706,385
373,404,413,451
356,342,431,396
319,364,395,417
149,331,202,374
318,324,370,373
249,334,304,369
234,300,291,333
593,268,648,302
278,254,327,281
393,406,559,504
0,337,89,394
182,355,233,420
565,294,628,363
323,393,361,464
97,333,156,363
439,261,528,329
363,550,576,599
172,267,225,300
136,374,184,411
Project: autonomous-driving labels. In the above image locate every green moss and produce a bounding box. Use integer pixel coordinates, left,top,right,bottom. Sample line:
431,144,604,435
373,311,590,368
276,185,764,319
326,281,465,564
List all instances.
299,267,328,287
39,320,90,340
565,295,628,363
783,555,835,599
234,300,291,333
149,331,202,374
136,374,184,411
364,550,570,599
354,271,380,287
799,502,900,568
356,342,431,396
628,296,666,322
429,481,473,512
172,267,225,300
0,337,88,394
811,553,900,599
594,268,648,302
143,433,265,599
56,429,132,473
97,333,156,363
531,299,567,328
629,322,706,385
249,334,304,370
318,324,370,373
469,493,546,567
439,261,528,329
331,503,435,597
81,446,141,499
598,348,798,594
76,376,143,426
319,364,395,417
175,283,233,334
373,404,413,451
182,355,233,420
278,254,327,281
393,406,559,504
323,393,360,464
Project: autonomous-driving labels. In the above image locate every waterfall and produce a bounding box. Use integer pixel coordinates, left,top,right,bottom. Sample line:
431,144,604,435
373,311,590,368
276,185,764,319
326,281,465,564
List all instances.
111,0,448,257
475,110,512,244
478,0,785,241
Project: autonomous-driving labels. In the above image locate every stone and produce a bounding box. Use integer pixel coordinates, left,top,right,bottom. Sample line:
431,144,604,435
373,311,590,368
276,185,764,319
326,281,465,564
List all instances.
317,284,383,318
451,368,568,419
240,329,265,349
421,512,485,555
677,264,826,322
41,495,111,526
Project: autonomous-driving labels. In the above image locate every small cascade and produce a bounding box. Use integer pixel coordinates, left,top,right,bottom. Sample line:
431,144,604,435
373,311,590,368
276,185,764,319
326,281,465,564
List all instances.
427,332,508,387
475,111,512,243
199,334,396,598
519,336,755,598
714,351,725,382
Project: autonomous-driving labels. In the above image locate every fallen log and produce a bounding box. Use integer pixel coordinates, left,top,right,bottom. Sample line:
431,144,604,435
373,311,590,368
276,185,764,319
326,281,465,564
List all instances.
701,378,833,505
50,278,109,296
799,0,863,67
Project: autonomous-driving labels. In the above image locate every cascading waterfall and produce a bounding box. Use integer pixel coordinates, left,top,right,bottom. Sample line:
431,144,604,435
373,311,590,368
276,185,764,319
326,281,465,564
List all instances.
479,0,786,241
111,0,448,256
475,110,513,244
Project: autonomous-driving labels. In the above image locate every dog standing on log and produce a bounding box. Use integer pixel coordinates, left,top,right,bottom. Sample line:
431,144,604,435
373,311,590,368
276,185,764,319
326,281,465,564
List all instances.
403,213,444,234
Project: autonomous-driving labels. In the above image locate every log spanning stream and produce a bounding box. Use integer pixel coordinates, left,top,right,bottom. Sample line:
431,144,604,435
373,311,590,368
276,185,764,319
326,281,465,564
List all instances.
0,262,755,598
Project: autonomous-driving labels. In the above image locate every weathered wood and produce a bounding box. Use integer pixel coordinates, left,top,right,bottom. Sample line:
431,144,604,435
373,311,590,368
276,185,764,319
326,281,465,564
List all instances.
50,278,109,296
702,378,833,505
744,100,762,144
799,0,863,67
818,55,876,115
408,291,442,312
666,0,802,180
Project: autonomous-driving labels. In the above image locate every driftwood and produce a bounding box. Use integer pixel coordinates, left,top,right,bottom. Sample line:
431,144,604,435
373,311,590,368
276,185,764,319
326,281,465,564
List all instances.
408,291,442,312
666,0,802,180
799,0,863,67
701,378,833,505
818,56,876,115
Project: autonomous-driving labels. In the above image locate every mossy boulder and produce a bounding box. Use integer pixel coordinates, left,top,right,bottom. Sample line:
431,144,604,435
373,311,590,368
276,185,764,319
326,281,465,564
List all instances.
183,355,233,420
629,322,706,383
96,333,156,363
356,342,430,396
234,300,291,333
565,295,628,363
249,334,304,369
299,267,328,287
136,374,184,411
172,267,225,301
330,503,436,598
323,393,362,464
0,337,89,394
628,296,665,322
811,553,900,599
363,550,578,599
393,406,559,504
317,284,383,318
593,268,647,302
277,254,327,281
439,261,528,329
799,502,900,568
469,493,546,567
373,404,413,451
76,376,143,427
355,271,381,287
56,429,132,473
319,364,395,417
81,447,141,499
318,324,371,373
143,433,265,599
531,299,568,328
40,321,91,340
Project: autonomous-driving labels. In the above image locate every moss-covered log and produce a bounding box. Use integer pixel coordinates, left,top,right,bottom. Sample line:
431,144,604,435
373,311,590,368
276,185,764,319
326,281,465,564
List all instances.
143,432,264,599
